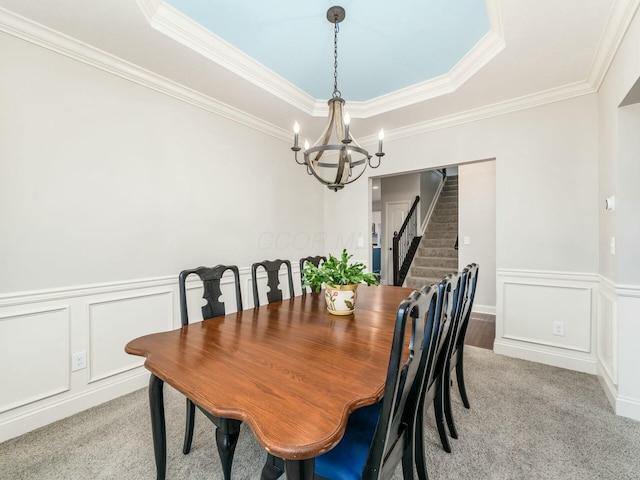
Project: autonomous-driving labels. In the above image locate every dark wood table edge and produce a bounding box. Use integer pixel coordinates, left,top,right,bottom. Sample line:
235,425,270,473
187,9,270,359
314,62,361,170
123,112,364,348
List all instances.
147,373,315,480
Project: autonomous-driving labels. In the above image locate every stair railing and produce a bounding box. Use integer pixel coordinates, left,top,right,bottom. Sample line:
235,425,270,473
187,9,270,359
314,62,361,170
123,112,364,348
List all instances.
392,195,420,286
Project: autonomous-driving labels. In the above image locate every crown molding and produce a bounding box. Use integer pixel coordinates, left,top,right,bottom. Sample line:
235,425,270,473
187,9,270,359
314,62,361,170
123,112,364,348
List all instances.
587,0,640,90
1,0,636,147
346,31,505,119
346,0,505,119
380,81,596,144
138,0,505,119
137,0,317,115
0,6,290,143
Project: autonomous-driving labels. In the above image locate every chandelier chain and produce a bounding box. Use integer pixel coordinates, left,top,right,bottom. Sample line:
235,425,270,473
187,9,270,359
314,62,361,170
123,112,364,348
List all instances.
333,17,341,98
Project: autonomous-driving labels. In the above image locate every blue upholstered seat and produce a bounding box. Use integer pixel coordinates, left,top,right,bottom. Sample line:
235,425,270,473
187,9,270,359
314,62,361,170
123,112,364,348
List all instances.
315,403,381,480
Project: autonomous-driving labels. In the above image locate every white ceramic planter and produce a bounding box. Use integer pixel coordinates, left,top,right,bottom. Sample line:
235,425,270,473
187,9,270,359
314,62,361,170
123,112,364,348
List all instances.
325,284,359,315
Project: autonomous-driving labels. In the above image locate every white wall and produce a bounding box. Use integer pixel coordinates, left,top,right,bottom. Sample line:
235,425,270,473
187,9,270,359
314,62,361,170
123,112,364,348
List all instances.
0,31,324,441
596,5,640,421
458,161,496,313
419,169,442,227
324,94,599,375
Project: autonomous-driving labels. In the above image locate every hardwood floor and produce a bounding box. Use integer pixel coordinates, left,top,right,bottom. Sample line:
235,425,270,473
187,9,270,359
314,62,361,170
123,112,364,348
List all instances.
465,314,495,350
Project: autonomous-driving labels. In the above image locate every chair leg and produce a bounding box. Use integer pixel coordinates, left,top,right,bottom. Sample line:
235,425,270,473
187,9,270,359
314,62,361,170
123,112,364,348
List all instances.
456,352,471,409
434,379,452,453
182,399,196,454
401,433,415,480
261,453,285,480
414,401,430,480
443,370,458,440
216,418,242,480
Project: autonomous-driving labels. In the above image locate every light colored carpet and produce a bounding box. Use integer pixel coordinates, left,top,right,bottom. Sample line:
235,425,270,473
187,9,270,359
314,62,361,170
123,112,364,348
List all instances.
1,347,639,479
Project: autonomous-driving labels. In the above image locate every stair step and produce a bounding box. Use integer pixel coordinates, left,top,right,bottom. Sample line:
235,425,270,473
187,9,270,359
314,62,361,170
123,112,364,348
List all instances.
430,215,458,223
419,238,458,248
428,215,458,228
413,256,458,268
417,247,458,258
426,223,458,232
424,230,457,240
411,266,455,278
405,277,441,290
432,211,457,219
435,203,457,209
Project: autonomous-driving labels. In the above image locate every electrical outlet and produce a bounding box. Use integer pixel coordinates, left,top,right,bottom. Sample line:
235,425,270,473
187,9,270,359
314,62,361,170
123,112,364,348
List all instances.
552,321,564,337
72,351,87,372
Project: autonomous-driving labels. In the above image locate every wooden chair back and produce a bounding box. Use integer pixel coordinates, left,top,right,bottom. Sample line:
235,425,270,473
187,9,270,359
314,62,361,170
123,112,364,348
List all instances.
178,265,243,325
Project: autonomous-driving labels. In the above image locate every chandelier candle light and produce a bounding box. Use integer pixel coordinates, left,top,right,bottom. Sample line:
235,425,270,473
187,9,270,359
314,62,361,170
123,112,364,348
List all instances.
292,6,385,192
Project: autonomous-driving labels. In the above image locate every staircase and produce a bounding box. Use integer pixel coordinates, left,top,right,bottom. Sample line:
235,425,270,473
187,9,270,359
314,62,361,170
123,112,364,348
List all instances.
405,176,458,289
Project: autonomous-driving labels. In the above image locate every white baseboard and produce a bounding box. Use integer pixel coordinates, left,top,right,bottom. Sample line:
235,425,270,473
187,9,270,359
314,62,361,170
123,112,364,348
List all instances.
0,369,149,443
493,339,597,374
597,358,618,410
616,395,640,422
472,304,496,315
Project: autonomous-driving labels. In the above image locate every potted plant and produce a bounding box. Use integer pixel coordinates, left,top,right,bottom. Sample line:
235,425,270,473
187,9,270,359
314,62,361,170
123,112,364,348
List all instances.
302,249,379,315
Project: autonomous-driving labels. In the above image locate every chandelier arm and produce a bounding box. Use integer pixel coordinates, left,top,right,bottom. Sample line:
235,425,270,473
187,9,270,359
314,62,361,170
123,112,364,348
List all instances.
368,155,382,169
294,150,306,165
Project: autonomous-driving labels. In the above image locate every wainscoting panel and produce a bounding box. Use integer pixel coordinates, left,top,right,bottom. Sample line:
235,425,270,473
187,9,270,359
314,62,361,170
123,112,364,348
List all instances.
0,306,70,413
0,267,308,442
88,290,174,383
502,282,591,351
495,270,598,374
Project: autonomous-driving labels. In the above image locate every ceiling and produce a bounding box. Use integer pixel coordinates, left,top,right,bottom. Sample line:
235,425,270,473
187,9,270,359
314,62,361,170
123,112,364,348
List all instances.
0,0,621,139
162,0,491,102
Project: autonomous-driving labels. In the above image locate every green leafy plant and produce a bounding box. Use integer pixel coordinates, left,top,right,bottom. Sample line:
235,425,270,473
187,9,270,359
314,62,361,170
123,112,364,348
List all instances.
303,249,380,292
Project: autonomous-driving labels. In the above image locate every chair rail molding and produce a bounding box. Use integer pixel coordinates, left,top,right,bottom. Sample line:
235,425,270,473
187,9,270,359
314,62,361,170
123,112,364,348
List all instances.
494,268,599,374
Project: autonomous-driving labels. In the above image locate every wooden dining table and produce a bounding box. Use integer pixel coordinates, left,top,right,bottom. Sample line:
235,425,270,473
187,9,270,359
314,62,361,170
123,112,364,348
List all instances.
125,284,414,480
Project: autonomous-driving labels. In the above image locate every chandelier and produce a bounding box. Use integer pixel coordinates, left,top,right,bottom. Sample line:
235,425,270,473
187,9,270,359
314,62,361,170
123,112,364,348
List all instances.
292,6,385,192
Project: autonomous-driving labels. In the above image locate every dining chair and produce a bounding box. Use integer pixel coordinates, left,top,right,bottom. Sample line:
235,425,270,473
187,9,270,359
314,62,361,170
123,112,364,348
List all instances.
251,259,295,306
178,265,243,480
414,272,464,479
442,264,479,441
298,255,326,293
262,284,441,480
